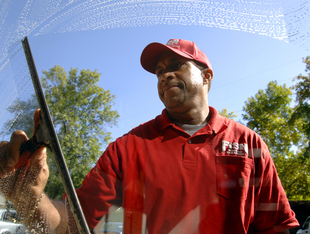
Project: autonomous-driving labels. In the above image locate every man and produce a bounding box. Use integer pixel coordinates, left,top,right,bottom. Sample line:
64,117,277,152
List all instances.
0,39,299,234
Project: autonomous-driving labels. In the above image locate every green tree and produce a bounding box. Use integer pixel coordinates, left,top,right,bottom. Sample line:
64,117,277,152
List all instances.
218,109,237,120
2,65,119,199
242,80,309,200
285,56,310,200
290,56,310,159
242,81,301,156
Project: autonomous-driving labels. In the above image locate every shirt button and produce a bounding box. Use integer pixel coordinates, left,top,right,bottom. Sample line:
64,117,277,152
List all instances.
188,140,192,144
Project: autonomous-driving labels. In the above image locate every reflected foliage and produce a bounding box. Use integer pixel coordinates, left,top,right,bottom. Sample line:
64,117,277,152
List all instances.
242,67,310,200
218,109,237,120
0,95,39,138
242,81,301,155
290,56,310,161
2,65,119,199
42,65,119,198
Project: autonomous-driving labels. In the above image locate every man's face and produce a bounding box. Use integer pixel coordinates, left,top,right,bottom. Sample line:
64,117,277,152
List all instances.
155,52,208,112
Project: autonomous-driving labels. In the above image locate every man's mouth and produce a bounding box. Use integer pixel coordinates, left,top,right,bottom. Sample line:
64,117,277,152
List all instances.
163,83,180,94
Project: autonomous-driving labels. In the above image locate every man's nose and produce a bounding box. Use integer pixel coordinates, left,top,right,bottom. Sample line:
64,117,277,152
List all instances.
160,70,174,82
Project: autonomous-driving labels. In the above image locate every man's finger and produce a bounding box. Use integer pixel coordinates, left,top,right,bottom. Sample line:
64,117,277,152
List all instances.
7,130,28,167
0,141,9,176
32,109,41,136
30,147,47,167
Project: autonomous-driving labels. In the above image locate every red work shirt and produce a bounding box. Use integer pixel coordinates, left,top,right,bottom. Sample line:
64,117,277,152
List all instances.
76,106,299,234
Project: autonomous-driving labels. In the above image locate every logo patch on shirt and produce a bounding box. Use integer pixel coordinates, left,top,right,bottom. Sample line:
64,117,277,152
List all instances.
222,140,248,156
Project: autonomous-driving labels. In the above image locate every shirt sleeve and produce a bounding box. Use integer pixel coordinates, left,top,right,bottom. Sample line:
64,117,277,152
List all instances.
250,141,299,233
76,140,123,229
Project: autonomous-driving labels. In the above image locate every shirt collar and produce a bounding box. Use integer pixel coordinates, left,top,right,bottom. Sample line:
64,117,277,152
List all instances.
154,109,174,130
154,106,228,135
207,106,229,134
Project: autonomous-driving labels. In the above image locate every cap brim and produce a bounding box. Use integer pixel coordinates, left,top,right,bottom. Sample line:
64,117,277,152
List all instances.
140,42,194,74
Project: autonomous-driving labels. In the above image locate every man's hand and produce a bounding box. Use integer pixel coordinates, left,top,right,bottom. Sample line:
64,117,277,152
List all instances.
0,109,49,203
0,129,49,212
0,109,53,232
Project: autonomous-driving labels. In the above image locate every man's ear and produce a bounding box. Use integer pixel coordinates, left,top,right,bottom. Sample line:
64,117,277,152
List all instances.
202,68,213,85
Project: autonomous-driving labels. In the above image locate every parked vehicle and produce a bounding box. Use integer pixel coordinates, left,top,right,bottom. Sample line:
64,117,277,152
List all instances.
297,216,310,234
0,209,29,234
98,221,123,234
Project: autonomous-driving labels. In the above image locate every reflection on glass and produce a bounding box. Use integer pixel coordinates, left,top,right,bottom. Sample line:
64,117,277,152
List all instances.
0,0,309,233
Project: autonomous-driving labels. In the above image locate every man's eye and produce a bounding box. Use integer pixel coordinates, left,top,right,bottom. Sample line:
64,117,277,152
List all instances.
156,70,162,78
170,62,183,70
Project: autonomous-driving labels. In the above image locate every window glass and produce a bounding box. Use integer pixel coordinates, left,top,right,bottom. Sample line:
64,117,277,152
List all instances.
0,1,309,233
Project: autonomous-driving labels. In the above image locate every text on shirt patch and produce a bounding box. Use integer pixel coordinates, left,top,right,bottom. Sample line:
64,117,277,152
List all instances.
222,140,248,156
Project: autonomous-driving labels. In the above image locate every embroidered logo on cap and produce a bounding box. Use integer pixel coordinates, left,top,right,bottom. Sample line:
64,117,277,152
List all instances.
166,39,180,47
222,140,248,156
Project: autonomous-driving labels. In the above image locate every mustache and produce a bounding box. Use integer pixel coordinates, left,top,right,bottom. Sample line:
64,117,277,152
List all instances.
162,81,182,91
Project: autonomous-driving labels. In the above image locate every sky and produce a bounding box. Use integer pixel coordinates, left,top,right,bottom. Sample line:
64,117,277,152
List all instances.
27,25,308,142
0,0,309,144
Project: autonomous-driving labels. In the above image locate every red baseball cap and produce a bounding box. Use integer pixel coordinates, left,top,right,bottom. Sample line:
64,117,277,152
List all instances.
140,39,212,74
